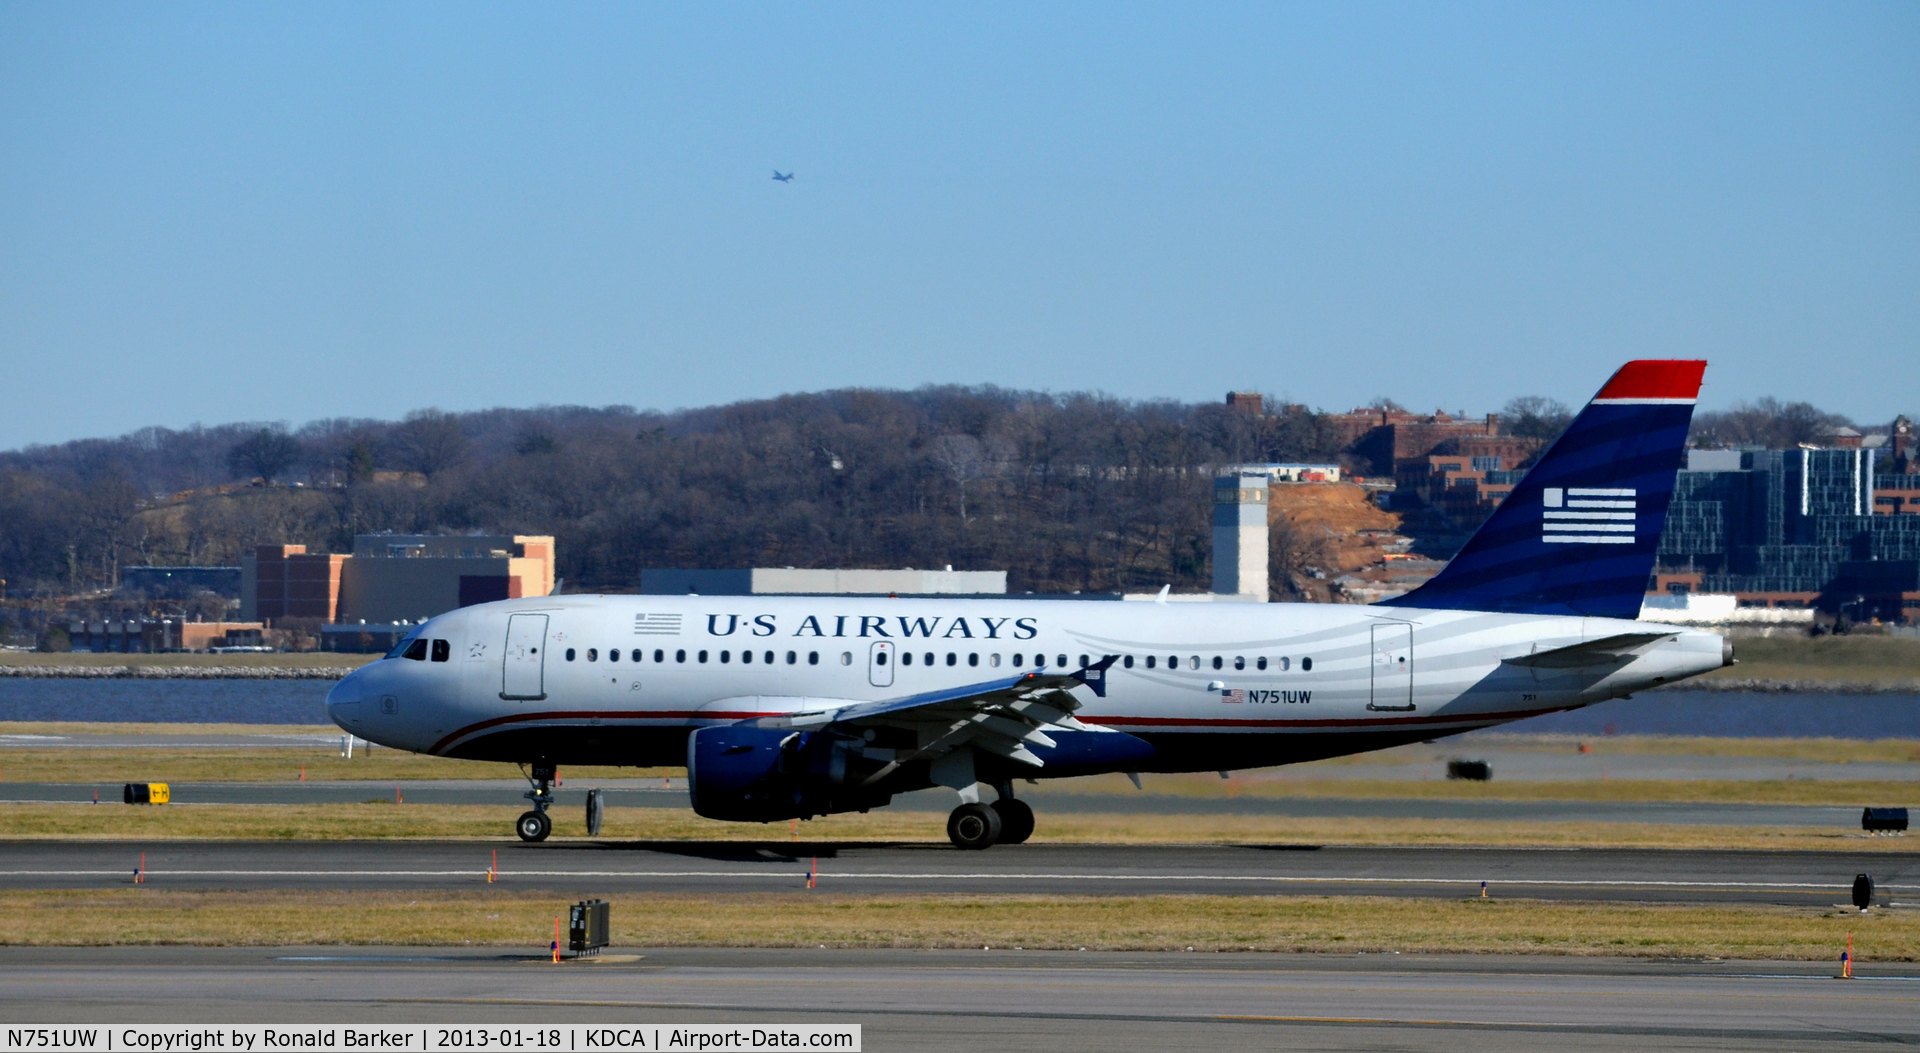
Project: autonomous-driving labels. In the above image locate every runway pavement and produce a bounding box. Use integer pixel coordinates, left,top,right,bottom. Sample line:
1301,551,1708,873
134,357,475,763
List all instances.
2,839,1912,904
0,780,1895,828
4,945,1917,1051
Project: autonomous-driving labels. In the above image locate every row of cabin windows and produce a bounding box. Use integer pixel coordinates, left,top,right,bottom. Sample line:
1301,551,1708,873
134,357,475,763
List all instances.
560,646,1310,672
567,647,833,665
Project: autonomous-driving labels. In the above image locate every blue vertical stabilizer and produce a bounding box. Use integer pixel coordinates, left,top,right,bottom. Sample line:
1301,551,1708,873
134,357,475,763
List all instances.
1380,360,1707,619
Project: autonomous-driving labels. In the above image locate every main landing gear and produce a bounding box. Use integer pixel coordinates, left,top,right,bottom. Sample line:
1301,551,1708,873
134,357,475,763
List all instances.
516,763,555,842
946,783,1035,850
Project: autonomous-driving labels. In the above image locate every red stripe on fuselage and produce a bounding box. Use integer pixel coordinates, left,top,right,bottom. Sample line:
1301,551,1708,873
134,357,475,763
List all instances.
428,710,783,754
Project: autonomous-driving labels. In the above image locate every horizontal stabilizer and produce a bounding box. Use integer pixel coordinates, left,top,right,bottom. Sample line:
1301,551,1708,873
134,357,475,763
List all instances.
1502,632,1676,669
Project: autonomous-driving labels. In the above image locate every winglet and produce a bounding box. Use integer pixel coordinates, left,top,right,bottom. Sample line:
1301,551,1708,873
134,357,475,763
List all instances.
1071,655,1120,697
1154,584,1170,605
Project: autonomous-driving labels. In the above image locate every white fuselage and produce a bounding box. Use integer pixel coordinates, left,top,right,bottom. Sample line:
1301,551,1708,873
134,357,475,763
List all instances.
324,595,1728,774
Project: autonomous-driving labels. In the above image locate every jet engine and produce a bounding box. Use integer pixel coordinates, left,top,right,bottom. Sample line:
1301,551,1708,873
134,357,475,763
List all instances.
686,725,893,822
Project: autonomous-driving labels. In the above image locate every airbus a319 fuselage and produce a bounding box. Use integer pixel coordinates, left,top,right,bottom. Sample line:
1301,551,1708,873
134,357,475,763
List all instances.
324,359,1728,847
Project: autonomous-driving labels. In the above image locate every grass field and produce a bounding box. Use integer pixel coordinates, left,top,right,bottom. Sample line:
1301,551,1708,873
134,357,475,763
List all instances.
0,746,659,784
2,801,1913,850
1,889,1910,960
1691,634,1920,686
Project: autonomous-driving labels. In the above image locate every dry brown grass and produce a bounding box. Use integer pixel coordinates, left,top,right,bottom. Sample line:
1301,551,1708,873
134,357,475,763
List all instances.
1463,734,1920,763
1074,771,1919,805
0,747,656,784
2,889,1913,961
2,802,1914,851
1693,634,1920,685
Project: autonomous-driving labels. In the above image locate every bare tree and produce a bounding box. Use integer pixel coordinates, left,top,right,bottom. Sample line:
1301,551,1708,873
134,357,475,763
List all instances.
226,428,303,484
391,410,470,479
932,433,988,527
1501,396,1574,441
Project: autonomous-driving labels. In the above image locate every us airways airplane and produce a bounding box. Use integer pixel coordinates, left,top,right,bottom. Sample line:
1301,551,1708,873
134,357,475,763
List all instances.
325,360,1730,848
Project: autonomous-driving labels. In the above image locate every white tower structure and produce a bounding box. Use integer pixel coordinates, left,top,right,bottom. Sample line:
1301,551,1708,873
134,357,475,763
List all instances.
1211,473,1269,600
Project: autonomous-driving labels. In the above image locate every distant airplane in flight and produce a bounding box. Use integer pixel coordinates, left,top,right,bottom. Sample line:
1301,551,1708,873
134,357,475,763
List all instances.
772,171,794,182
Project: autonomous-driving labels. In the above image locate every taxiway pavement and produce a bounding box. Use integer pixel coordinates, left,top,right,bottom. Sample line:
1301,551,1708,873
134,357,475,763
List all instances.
1,840,1911,904
3,946,1916,1051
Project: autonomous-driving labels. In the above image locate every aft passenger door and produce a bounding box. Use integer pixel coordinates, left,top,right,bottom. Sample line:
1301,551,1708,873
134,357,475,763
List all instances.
1368,622,1414,712
867,640,895,688
502,613,549,701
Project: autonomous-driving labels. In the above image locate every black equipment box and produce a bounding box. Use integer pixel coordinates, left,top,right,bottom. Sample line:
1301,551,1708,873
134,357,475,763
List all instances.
569,898,610,955
1446,760,1492,781
1862,807,1908,832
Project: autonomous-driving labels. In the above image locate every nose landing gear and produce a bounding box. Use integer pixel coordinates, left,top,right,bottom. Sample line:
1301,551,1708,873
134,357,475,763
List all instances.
515,763,556,842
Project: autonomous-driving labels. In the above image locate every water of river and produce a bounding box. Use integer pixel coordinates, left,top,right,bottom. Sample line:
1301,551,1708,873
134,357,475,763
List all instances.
0,679,1913,738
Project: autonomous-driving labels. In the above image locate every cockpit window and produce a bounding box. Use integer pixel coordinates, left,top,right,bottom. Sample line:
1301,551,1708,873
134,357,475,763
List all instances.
401,638,429,661
385,627,425,660
430,639,450,663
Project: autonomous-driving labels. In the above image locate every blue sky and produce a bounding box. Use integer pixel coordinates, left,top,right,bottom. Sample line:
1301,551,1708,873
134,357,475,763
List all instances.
1,2,1914,448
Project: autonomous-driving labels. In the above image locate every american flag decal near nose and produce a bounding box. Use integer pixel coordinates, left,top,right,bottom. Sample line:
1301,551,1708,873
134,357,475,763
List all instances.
1542,487,1638,544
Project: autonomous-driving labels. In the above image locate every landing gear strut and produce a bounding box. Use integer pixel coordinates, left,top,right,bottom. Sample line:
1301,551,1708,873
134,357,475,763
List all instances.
516,763,555,842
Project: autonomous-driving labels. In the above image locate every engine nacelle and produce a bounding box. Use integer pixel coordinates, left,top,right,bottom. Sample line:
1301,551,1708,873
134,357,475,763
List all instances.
687,724,892,822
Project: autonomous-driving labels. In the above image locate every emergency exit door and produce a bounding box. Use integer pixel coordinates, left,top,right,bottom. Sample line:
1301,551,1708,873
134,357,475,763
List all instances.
501,613,549,701
868,641,895,688
1368,622,1414,712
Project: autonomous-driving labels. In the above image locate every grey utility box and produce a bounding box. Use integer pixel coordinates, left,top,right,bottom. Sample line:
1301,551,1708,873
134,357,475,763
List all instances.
569,899,610,955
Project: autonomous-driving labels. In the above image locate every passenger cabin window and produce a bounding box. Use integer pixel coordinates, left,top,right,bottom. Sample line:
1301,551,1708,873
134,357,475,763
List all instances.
1145,656,1156,669
840,652,852,665
430,639,450,663
1233,656,1244,670
402,638,429,661
808,651,819,665
968,653,979,667
990,654,1001,667
902,652,913,666
1256,657,1267,670
764,651,774,664
1302,657,1313,671
608,649,619,662
565,648,576,662
786,651,797,664
632,649,642,662
1279,656,1290,671
1012,653,1024,667
1056,654,1067,667
946,653,957,666
698,650,709,663
587,648,598,662
675,649,686,663
1212,656,1223,670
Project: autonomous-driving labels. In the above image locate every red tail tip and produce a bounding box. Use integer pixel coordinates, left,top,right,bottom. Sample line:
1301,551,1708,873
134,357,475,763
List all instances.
1594,360,1706,402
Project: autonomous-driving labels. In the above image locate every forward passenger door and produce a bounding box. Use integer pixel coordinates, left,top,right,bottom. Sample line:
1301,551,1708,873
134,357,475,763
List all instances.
502,613,549,701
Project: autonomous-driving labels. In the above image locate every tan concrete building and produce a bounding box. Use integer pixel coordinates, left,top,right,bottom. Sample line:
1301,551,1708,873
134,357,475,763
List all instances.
243,535,554,627
338,534,553,624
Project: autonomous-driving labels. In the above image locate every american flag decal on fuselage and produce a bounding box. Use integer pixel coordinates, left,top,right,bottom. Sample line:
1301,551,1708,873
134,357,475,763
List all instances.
633,613,683,635
1543,487,1636,544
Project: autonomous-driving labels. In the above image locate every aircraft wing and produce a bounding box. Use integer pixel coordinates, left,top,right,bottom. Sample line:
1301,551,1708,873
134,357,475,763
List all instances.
1501,632,1677,669
776,657,1118,778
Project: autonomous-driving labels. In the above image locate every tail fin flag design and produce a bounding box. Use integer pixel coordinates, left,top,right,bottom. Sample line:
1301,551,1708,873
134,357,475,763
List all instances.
1380,360,1706,619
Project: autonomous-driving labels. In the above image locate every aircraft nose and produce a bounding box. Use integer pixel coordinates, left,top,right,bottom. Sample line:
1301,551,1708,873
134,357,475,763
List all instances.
325,666,367,728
